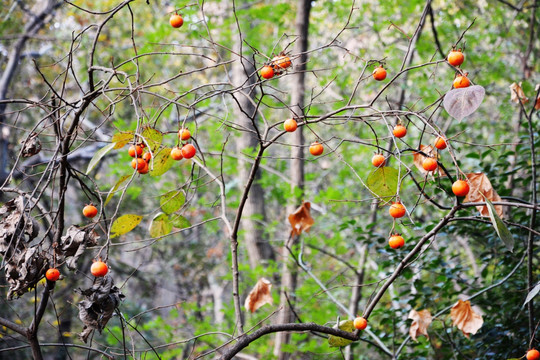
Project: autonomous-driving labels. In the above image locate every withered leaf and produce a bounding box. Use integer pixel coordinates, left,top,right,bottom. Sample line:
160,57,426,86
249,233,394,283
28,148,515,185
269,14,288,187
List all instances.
464,173,503,218
21,133,41,158
244,278,273,313
58,226,99,269
413,145,441,175
509,82,529,104
450,300,483,338
535,84,540,110
77,276,125,343
408,309,432,341
288,202,314,236
443,85,485,121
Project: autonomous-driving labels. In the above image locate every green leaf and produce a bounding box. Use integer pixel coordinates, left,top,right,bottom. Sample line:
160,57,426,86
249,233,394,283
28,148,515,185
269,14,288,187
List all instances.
111,131,134,149
86,143,115,175
160,191,186,214
149,212,172,238
141,127,163,153
328,320,355,347
366,167,399,200
484,196,513,252
170,214,191,229
105,175,131,206
149,148,175,177
110,214,143,239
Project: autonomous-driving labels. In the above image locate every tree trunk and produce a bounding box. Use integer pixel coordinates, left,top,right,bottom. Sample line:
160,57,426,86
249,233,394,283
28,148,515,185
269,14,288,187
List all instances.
274,1,311,358
232,31,275,268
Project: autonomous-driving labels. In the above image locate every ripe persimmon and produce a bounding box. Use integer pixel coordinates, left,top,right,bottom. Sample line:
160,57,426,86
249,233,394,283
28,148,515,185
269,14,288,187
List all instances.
393,124,407,138
91,261,108,277
45,268,60,281
452,180,470,197
131,158,146,170
138,161,149,174
181,144,196,159
142,152,152,162
373,66,387,81
435,137,447,150
309,142,324,156
171,147,184,160
272,55,292,69
353,317,368,330
453,74,470,88
389,234,405,249
448,49,465,67
83,204,98,218
389,202,406,218
422,157,438,172
178,128,191,141
128,145,143,158
284,118,298,132
527,349,540,360
170,14,183,28
261,66,274,79
372,154,386,167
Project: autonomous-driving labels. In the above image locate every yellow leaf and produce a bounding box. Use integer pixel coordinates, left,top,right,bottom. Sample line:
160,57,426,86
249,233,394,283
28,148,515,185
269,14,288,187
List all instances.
450,300,483,338
288,202,314,236
110,214,143,239
244,278,273,313
408,309,432,341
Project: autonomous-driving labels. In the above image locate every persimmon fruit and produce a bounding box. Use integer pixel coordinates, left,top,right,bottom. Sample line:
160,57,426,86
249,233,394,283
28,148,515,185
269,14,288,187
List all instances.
171,147,184,160
435,137,447,150
373,66,387,81
181,144,196,159
91,261,108,277
83,204,98,218
389,234,405,249
393,124,407,138
422,157,438,172
309,142,324,156
128,145,143,158
372,154,386,167
178,128,191,141
389,202,406,218
138,161,149,174
448,49,465,67
131,158,146,170
261,66,274,79
284,118,298,132
170,14,183,28
453,74,470,88
45,268,60,281
142,152,152,162
452,180,470,197
354,317,368,330
527,349,540,360
272,55,292,69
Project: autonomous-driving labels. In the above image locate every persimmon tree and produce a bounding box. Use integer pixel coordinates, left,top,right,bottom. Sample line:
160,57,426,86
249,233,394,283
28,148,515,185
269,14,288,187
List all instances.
0,0,539,359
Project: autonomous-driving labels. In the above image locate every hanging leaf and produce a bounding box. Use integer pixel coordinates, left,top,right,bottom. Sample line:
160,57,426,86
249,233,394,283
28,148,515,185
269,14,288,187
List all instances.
105,175,131,206
21,133,41,158
86,143,115,175
149,148,175,177
484,196,513,252
450,300,483,338
366,167,399,199
535,84,540,110
328,320,355,347
110,214,143,239
443,85,485,121
408,309,432,342
288,202,314,236
111,131,134,149
413,145,441,175
509,82,529,104
464,173,503,218
149,213,172,238
170,214,191,229
244,278,273,313
523,283,540,307
160,191,186,214
141,127,163,153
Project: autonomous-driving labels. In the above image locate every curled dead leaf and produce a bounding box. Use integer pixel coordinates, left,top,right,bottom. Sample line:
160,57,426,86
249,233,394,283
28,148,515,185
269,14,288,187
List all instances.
535,84,540,110
408,309,432,341
464,173,503,218
509,82,529,104
244,278,273,313
288,202,314,236
21,133,41,158
450,300,483,338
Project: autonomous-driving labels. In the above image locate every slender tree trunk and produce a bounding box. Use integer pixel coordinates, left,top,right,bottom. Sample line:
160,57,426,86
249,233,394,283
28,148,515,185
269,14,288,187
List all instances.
232,29,275,268
274,1,311,358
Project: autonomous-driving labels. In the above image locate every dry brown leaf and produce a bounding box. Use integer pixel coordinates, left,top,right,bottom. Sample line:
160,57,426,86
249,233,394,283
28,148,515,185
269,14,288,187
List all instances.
413,145,441,175
535,84,540,110
288,202,314,236
463,173,503,218
450,300,483,338
408,309,432,341
509,82,529,104
244,278,273,313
